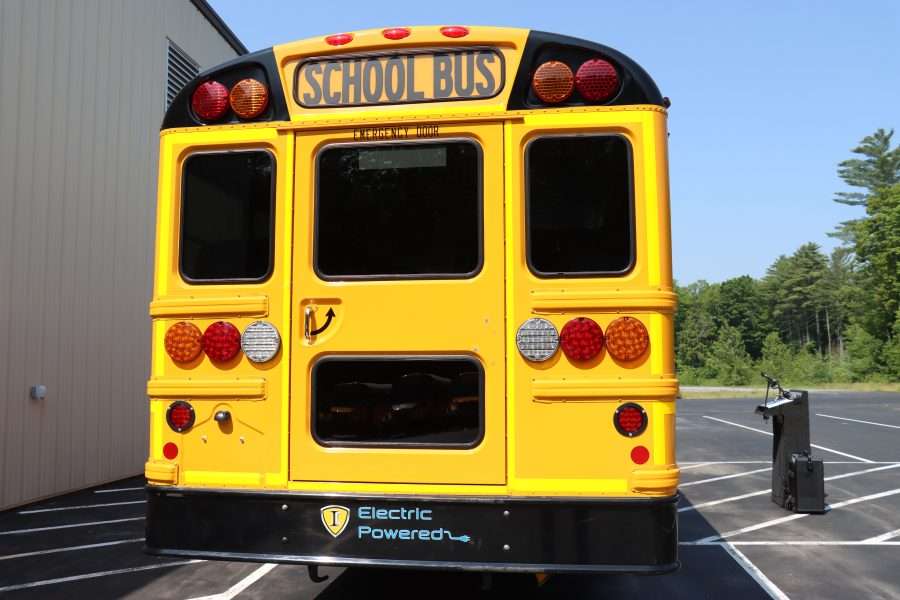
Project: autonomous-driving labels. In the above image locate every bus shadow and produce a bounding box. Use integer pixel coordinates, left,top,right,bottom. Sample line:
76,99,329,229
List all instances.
312,494,773,599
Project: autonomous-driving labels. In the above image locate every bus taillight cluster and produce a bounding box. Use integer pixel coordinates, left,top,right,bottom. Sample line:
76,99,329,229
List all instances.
192,78,269,121
516,316,649,364
163,320,281,365
531,58,619,105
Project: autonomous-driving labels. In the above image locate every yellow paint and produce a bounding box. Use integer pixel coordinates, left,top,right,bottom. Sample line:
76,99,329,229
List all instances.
146,27,677,500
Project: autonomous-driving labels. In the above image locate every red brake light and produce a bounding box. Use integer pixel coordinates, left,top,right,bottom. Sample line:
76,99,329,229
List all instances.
614,403,648,437
203,321,242,362
166,401,195,433
575,59,619,102
325,33,354,46
532,61,574,104
383,27,410,40
191,81,229,121
440,26,469,38
559,317,604,361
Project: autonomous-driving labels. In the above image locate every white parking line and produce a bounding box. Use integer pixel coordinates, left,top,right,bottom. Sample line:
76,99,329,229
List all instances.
0,516,144,536
18,500,145,514
863,528,900,543
680,467,771,488
692,487,900,543
94,486,144,494
680,460,900,465
679,462,900,513
683,540,900,547
702,416,875,463
186,563,278,600
817,413,900,430
0,538,144,561
0,560,203,593
720,542,790,600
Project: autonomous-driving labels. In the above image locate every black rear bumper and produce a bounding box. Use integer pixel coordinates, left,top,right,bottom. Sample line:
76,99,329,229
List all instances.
145,487,678,574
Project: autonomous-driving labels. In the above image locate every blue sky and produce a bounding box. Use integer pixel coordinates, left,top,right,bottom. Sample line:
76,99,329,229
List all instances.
209,0,900,284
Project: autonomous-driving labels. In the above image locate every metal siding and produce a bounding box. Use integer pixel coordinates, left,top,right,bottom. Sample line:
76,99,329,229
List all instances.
0,0,239,510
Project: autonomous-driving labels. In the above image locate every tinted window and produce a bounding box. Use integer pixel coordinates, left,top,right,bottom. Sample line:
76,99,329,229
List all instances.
316,142,480,278
314,357,483,447
527,136,633,275
180,151,273,281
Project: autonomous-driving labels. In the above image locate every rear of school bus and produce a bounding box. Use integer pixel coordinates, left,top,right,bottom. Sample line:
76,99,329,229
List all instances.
144,26,679,573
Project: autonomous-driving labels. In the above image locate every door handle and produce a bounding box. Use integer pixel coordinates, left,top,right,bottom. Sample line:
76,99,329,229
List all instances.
304,305,315,343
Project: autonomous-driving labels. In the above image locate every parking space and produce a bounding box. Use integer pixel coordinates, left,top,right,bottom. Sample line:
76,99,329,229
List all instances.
1,392,898,599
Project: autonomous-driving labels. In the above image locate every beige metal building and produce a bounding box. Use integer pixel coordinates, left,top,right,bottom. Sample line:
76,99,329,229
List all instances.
0,0,245,510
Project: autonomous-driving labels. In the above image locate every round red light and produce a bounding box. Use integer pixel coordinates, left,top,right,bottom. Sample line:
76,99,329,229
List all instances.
559,317,604,361
575,59,619,102
166,401,195,433
631,445,650,465
383,27,410,40
203,321,242,362
614,403,647,437
440,26,469,38
191,81,229,121
163,442,178,460
325,33,353,46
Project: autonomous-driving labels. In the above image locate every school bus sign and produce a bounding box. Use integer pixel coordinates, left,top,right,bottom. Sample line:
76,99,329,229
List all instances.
293,48,505,107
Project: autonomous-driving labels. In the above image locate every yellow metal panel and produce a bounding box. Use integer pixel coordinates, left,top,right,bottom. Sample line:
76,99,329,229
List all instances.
147,378,267,399
149,295,269,318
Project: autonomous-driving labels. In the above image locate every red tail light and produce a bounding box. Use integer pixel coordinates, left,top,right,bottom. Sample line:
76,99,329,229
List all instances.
440,26,469,38
229,78,268,119
575,59,619,102
191,81,229,121
383,27,410,40
559,317,604,361
325,33,354,46
532,61,574,104
203,321,242,362
614,403,647,437
166,401,195,432
605,316,650,362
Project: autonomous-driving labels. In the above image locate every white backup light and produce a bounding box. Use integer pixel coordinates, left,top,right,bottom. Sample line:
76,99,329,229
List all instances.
241,320,281,363
516,317,560,362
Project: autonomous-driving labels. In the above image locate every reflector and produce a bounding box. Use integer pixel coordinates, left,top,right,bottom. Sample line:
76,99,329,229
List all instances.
229,78,268,119
163,442,178,459
631,445,650,464
532,61,574,104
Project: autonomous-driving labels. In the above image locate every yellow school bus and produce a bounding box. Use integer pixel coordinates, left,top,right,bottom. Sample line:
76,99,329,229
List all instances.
145,25,679,574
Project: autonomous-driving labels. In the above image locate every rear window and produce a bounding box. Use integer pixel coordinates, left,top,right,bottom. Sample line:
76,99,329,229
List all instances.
527,135,633,276
180,151,274,282
315,141,481,279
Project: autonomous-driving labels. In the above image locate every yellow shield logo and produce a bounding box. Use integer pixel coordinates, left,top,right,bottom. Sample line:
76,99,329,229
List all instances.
320,505,350,538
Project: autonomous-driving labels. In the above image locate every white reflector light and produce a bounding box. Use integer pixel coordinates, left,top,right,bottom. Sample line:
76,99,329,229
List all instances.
516,317,559,362
241,320,281,363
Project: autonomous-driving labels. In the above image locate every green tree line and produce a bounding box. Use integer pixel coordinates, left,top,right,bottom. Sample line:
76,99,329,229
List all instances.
676,129,900,385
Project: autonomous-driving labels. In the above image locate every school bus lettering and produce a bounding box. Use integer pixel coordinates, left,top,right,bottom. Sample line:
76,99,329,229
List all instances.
149,26,678,575
295,48,504,107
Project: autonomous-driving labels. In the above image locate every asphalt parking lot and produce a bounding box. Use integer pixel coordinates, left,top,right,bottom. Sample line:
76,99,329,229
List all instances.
2,391,898,599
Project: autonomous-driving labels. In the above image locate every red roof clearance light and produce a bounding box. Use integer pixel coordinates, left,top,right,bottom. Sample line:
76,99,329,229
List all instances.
440,26,469,38
325,33,354,46
575,59,619,102
191,81,229,121
203,321,242,362
383,27,411,40
559,317,604,361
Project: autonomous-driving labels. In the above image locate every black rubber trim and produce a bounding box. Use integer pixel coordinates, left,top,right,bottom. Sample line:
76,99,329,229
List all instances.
161,48,290,130
507,30,664,109
145,487,679,574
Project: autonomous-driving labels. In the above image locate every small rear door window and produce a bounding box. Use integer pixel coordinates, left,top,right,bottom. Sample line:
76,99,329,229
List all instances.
527,135,633,276
180,151,274,282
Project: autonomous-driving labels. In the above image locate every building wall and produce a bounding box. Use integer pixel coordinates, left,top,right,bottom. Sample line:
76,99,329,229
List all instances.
0,0,240,509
